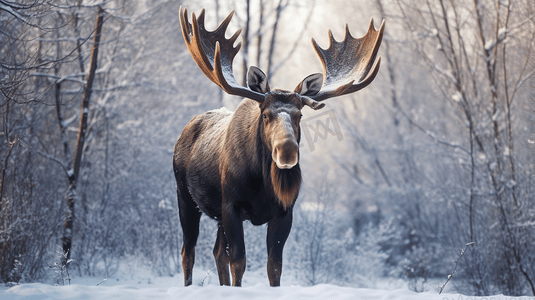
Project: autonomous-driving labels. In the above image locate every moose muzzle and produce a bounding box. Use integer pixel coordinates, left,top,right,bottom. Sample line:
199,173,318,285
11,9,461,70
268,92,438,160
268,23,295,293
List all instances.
272,138,299,169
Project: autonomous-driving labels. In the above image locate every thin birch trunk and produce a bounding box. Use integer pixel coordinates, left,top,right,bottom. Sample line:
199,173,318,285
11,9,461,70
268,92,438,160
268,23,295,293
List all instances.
256,0,264,68
62,6,104,262
267,0,284,79
241,0,250,86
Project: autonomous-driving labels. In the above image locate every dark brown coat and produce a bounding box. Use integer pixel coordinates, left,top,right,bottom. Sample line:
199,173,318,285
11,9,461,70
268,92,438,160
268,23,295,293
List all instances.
174,86,313,287
175,6,384,287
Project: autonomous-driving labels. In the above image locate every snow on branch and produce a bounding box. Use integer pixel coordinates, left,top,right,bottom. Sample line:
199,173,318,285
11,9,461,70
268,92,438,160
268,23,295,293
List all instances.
0,0,57,30
61,114,78,128
432,64,457,85
30,73,87,85
62,83,140,94
395,104,470,154
34,149,71,178
484,27,507,53
0,1,31,24
438,242,474,294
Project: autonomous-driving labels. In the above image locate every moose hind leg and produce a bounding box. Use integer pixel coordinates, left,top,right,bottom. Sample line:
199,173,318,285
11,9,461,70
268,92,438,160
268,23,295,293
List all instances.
213,224,231,285
266,209,293,286
178,191,202,286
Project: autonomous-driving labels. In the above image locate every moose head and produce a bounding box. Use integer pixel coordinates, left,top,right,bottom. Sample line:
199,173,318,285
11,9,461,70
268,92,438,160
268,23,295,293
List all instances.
180,7,383,170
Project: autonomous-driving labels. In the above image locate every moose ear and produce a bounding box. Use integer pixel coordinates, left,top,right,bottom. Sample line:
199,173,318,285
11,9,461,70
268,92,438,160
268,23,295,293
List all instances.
247,66,270,94
294,73,323,96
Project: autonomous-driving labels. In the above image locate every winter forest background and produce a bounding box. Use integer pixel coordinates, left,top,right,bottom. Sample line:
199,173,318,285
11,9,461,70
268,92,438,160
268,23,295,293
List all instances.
1,0,534,296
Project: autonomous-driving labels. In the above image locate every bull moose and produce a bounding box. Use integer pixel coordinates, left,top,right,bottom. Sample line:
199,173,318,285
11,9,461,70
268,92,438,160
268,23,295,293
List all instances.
173,7,384,286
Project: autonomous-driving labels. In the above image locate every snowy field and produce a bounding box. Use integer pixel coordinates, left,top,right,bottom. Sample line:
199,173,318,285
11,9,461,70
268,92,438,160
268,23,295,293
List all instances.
1,267,533,300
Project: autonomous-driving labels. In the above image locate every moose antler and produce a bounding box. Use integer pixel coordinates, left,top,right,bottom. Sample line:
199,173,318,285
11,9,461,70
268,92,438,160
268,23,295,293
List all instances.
309,19,385,101
179,7,265,102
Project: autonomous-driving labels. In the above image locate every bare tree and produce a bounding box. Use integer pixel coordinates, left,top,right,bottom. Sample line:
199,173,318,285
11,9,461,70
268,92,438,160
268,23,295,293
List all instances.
62,5,104,263
231,0,316,84
0,0,73,283
0,0,164,281
349,0,535,295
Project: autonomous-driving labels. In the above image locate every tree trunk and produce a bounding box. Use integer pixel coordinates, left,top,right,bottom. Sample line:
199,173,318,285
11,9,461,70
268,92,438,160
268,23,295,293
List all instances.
241,0,250,86
267,0,284,79
62,6,104,262
256,0,264,68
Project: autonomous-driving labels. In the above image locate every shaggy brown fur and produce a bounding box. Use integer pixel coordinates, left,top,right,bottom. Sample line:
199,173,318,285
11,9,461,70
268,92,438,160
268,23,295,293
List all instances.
176,6,384,287
174,91,311,286
173,63,326,287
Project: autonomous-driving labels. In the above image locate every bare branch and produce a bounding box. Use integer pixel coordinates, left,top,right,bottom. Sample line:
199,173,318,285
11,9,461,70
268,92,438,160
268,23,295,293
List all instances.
270,1,316,77
394,102,470,154
438,242,474,294
34,149,70,177
30,72,86,84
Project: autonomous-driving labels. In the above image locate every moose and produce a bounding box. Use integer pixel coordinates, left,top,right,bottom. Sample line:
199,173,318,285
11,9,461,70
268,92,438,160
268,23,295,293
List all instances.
174,7,384,286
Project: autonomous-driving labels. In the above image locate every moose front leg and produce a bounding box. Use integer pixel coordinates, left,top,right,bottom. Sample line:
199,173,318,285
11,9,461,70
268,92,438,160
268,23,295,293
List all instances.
213,224,231,285
222,205,246,286
266,209,293,286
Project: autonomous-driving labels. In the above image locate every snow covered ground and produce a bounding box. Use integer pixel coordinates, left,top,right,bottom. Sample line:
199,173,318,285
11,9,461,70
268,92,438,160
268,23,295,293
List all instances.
1,267,533,300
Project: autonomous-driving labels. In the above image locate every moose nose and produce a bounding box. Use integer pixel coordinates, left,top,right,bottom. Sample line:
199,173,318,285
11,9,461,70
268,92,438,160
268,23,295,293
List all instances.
272,139,299,169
